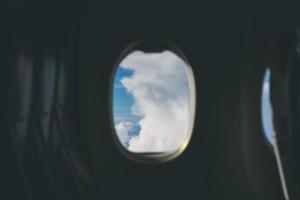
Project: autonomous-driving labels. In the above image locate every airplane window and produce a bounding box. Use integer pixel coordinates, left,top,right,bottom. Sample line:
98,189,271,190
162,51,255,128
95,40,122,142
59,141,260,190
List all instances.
261,68,274,145
112,49,195,156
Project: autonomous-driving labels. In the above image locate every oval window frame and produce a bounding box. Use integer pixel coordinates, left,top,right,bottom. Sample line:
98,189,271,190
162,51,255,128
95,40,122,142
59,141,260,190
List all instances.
109,39,196,163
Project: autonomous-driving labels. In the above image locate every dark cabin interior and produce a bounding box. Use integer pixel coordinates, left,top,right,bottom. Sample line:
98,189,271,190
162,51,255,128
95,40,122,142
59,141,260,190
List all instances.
1,2,300,200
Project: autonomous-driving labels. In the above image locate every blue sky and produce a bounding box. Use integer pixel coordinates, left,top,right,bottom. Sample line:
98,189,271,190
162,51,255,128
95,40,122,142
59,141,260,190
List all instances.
262,69,274,144
113,67,141,148
113,67,141,124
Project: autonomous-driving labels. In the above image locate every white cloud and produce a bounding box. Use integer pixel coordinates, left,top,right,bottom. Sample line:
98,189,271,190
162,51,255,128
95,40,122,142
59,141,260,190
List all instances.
115,121,134,146
118,50,193,152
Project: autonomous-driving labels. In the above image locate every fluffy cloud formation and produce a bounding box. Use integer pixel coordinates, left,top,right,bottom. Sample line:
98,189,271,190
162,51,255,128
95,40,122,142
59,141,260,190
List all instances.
118,50,193,152
115,121,134,147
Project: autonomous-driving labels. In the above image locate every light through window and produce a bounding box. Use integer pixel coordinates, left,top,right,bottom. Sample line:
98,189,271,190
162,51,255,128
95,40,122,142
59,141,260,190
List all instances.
112,49,195,155
261,68,275,145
